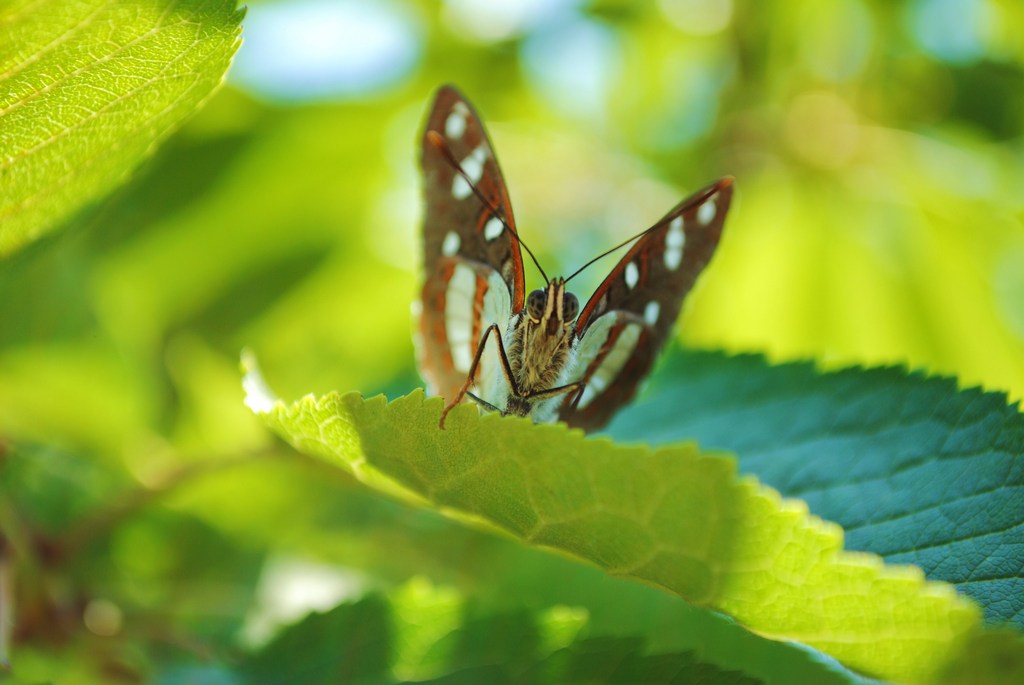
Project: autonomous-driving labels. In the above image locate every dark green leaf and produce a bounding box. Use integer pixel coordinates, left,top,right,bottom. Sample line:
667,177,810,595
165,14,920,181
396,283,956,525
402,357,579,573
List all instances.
608,349,1024,627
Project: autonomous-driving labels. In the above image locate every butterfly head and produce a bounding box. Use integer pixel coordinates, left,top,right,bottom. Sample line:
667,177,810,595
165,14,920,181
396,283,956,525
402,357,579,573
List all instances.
526,278,579,335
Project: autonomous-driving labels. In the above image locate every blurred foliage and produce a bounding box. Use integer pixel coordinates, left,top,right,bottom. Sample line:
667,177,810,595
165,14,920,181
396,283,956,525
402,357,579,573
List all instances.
1,0,1022,682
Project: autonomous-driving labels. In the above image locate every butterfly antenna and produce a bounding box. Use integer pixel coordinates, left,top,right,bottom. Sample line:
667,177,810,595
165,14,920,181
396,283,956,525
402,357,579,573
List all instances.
426,130,549,284
564,177,731,284
564,222,661,284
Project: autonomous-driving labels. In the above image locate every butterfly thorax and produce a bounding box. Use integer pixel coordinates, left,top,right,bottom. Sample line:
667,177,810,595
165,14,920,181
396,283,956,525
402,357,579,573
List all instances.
503,278,579,417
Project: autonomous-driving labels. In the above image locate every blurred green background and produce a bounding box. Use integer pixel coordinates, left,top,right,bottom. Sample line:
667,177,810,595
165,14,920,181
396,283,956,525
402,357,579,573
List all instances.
2,0,1023,679
5,0,1024,450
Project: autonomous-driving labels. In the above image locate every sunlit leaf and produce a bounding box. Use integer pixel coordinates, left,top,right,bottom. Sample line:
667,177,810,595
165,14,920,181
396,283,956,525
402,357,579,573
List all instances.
0,0,243,255
245,358,980,683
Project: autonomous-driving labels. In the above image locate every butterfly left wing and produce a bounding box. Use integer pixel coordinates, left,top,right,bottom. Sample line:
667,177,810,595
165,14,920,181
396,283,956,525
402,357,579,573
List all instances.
418,85,526,404
559,177,734,431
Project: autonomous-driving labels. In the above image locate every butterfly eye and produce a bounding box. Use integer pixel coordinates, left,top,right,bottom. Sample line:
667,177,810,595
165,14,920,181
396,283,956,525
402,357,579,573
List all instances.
563,292,579,321
527,289,547,320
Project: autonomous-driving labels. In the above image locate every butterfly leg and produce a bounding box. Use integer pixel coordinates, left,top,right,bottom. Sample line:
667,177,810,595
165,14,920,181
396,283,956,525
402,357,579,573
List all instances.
439,323,520,428
465,391,502,413
522,381,584,403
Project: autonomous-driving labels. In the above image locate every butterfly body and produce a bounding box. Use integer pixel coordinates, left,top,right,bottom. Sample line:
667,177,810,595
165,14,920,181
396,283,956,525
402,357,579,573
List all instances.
417,85,733,431
490,278,580,421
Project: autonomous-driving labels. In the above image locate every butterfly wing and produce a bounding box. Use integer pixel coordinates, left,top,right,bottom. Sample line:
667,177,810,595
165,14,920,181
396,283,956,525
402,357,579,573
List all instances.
418,85,526,403
559,177,734,431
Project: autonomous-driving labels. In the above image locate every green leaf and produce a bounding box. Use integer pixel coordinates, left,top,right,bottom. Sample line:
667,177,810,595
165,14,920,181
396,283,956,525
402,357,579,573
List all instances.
607,350,1024,628
242,595,392,685
241,582,767,685
0,0,243,256
244,358,980,684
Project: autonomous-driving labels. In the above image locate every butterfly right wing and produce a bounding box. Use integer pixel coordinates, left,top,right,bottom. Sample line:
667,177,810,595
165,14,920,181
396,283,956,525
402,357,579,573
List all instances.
559,178,734,431
418,85,525,403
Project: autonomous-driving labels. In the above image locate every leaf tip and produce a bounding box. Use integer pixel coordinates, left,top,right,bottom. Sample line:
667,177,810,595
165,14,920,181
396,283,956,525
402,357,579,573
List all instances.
241,348,282,414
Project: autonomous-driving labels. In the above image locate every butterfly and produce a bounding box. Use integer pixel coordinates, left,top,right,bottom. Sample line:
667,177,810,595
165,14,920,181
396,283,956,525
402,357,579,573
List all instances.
417,85,733,432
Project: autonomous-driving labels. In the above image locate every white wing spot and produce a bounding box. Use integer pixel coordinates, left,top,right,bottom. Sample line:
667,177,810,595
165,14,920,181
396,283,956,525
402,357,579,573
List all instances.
624,261,639,289
484,216,504,241
575,322,641,409
445,264,477,372
698,198,717,226
451,144,488,200
445,103,469,139
577,385,596,410
441,231,461,257
475,271,513,408
644,301,660,326
664,216,685,270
